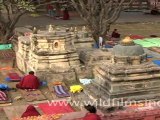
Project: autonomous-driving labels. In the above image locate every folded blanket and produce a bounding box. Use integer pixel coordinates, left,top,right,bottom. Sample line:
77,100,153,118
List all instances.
54,85,70,97
0,91,7,101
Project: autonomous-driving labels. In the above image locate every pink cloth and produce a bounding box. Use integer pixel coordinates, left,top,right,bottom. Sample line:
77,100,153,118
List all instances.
129,35,145,39
38,101,74,115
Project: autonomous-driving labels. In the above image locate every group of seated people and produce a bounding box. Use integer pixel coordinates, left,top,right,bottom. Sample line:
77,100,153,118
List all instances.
98,29,121,48
1,71,101,120
0,71,40,103
47,4,70,20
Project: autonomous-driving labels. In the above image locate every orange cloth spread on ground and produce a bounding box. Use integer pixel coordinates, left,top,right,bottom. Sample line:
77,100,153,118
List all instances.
13,114,63,120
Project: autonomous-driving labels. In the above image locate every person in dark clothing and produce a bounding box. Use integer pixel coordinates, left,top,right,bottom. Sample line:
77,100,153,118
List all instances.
63,8,70,20
111,29,120,38
16,71,40,89
83,105,101,120
21,105,40,118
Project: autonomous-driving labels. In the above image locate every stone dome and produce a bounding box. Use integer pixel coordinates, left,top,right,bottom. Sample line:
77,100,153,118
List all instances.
113,37,144,56
113,44,145,56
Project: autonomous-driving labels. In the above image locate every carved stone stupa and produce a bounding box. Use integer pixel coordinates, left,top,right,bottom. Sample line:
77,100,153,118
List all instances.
92,37,160,104
16,26,80,81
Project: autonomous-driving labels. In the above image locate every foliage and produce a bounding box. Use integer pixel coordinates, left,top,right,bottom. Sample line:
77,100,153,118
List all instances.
0,0,35,11
0,0,48,43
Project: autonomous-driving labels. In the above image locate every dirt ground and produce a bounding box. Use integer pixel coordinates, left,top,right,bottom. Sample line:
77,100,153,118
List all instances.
110,22,160,38
1,22,160,119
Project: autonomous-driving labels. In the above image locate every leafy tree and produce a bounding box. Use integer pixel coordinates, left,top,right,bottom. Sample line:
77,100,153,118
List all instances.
0,0,36,43
0,0,54,43
71,0,135,42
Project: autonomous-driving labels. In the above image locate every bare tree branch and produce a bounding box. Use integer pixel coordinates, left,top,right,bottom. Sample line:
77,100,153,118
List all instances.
71,0,135,42
2,0,12,22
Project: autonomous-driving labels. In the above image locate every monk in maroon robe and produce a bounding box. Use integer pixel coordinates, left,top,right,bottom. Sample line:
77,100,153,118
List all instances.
63,8,70,20
21,105,40,118
16,71,40,89
111,29,120,38
83,105,101,120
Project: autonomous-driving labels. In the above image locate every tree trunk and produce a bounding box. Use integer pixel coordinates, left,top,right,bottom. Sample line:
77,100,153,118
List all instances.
92,25,110,42
0,27,13,44
3,32,11,43
71,0,128,43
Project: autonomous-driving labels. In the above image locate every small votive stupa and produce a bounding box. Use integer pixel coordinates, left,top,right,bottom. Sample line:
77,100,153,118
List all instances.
16,25,80,81
92,36,160,104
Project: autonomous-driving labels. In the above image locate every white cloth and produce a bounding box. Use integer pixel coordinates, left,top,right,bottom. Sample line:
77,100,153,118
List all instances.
99,37,103,47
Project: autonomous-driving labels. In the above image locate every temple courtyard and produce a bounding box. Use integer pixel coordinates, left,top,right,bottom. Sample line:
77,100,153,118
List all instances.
1,12,160,120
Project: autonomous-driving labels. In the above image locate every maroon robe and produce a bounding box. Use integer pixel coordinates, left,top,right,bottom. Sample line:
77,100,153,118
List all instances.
83,113,101,120
21,105,40,118
111,31,120,38
63,9,70,20
16,74,40,89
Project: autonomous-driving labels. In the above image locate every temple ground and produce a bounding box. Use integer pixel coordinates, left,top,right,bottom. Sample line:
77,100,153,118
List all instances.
0,11,160,119
16,11,160,38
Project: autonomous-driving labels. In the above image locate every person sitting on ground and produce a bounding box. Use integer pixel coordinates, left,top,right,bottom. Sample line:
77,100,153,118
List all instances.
16,71,40,89
83,105,101,120
111,29,121,41
21,105,40,118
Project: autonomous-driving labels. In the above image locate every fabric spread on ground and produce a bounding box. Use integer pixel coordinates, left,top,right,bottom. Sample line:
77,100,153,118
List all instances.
20,90,46,102
54,85,70,97
0,91,7,101
38,100,74,115
129,35,145,39
152,60,160,66
148,47,160,53
0,91,12,105
0,50,15,59
134,38,160,47
0,44,12,50
6,73,21,82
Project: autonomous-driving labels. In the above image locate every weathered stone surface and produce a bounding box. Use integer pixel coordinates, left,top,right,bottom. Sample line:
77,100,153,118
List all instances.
36,70,76,82
88,38,160,106
73,30,94,49
113,44,144,56
15,27,32,36
76,66,93,79
16,26,81,80
79,48,111,66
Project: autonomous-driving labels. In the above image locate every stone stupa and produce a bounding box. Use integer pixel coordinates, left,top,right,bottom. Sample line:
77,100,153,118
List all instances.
16,25,80,81
87,36,160,106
